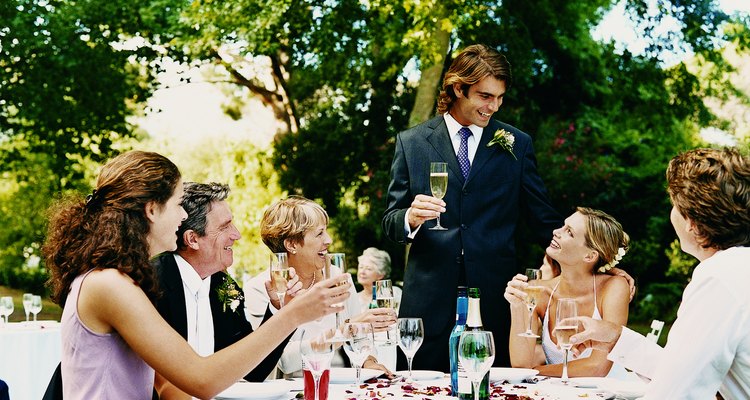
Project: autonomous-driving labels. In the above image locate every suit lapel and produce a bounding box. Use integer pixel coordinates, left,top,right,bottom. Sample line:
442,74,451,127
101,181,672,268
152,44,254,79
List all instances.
425,116,464,184
160,254,189,339
466,120,501,185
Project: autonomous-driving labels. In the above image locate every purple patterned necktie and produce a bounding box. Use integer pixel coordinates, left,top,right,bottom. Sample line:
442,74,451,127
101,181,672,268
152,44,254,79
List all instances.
458,127,472,179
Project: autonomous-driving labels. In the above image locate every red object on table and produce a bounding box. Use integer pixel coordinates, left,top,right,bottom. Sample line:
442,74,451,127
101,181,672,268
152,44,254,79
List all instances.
303,369,330,400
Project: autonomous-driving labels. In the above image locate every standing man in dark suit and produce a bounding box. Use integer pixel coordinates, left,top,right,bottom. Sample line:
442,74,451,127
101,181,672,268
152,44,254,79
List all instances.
153,182,291,395
382,44,562,371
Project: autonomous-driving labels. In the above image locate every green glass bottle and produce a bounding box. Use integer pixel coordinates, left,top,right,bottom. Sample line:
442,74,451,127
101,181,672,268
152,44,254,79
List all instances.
458,288,490,400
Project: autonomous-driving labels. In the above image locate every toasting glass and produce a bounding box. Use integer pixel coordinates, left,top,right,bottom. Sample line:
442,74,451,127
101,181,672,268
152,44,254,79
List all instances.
270,252,290,308
429,162,448,230
518,268,543,338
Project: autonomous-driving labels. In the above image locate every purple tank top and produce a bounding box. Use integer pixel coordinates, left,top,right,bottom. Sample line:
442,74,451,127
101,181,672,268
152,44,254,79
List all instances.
61,270,154,399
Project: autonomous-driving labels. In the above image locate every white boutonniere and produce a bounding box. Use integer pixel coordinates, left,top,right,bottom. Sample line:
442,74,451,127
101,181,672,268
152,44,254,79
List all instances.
216,274,244,313
487,128,517,160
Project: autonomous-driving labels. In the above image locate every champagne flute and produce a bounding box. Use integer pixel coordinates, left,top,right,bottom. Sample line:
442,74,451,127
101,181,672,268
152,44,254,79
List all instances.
458,331,496,400
23,293,33,322
300,329,335,400
270,252,290,308
0,296,14,324
397,317,424,379
554,298,578,384
325,253,348,342
374,279,395,344
429,162,448,231
342,322,375,396
518,268,543,338
30,295,42,322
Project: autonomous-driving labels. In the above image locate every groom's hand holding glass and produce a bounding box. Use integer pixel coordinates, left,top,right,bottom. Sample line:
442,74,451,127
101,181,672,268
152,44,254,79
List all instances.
406,194,446,231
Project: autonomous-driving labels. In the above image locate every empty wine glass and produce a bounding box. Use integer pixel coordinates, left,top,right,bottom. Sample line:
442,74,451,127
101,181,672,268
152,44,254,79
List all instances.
30,295,42,322
300,328,335,400
458,330,496,400
429,162,448,231
270,252,290,308
23,293,33,322
518,268,543,338
397,317,424,379
374,279,395,344
0,296,14,324
554,298,578,384
342,322,375,396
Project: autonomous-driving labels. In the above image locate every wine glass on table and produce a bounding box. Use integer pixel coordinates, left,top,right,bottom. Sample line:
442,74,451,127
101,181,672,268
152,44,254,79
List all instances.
300,329,335,400
518,268,543,338
270,252,290,308
325,253,348,342
30,295,43,322
342,322,375,397
23,293,33,323
458,330,496,400
0,296,14,325
397,317,424,380
554,298,578,384
429,162,448,231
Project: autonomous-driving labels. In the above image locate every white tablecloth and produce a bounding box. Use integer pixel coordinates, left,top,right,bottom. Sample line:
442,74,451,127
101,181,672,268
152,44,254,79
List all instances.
0,321,61,400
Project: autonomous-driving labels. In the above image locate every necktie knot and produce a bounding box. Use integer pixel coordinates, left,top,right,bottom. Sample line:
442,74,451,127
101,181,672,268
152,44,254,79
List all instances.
459,127,472,140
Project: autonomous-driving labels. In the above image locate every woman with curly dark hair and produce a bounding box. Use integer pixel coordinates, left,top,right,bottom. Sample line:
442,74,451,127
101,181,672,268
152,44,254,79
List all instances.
44,151,350,399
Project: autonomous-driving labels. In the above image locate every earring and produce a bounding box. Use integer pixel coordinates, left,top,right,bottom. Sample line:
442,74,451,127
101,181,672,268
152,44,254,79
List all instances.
292,250,297,254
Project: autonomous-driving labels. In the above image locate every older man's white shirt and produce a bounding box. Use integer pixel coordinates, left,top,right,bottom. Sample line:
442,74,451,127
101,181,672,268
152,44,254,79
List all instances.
175,254,214,357
607,247,750,399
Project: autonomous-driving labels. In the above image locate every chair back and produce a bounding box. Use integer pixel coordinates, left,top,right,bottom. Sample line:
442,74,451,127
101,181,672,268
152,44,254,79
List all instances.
646,319,665,343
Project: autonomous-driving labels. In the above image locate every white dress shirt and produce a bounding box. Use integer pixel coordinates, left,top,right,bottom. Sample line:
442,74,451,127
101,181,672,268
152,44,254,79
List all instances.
607,247,750,399
404,113,485,238
175,254,214,357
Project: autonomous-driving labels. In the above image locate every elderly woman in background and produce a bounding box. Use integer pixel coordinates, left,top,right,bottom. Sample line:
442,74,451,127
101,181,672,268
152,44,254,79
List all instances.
356,247,402,312
244,196,397,377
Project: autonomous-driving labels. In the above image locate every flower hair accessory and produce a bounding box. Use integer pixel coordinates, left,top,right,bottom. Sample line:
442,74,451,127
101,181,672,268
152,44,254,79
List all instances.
487,128,517,160
216,273,244,312
599,247,627,273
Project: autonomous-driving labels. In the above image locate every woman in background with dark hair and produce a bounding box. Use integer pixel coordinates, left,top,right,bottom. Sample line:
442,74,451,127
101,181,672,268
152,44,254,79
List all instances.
44,151,349,399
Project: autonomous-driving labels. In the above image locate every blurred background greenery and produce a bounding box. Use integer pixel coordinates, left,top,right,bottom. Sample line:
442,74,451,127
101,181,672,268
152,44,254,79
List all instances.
1,0,749,333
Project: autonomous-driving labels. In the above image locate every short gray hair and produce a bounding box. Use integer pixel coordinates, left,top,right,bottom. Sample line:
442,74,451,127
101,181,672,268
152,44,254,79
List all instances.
176,182,231,250
358,247,392,277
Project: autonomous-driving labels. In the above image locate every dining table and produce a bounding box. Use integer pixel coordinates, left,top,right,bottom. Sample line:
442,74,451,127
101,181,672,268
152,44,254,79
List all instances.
214,367,647,400
0,321,61,400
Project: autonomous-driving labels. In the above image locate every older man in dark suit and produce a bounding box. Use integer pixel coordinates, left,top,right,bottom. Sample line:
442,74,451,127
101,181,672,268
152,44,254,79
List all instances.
153,182,288,395
382,44,562,371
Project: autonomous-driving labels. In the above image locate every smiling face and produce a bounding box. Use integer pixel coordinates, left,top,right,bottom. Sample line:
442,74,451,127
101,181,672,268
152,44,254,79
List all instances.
546,212,597,268
147,180,188,257
357,257,385,287
449,75,506,128
287,223,332,275
192,200,241,275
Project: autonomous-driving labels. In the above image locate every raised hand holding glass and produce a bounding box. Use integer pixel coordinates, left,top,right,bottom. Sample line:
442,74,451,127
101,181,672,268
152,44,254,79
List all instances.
519,268,543,338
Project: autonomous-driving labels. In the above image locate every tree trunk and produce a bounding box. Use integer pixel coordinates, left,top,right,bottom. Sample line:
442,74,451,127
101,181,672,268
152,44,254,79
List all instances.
408,26,451,127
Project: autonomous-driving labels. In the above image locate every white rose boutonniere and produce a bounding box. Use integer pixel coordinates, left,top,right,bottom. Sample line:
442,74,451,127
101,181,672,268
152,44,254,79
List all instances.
216,274,244,313
487,128,517,160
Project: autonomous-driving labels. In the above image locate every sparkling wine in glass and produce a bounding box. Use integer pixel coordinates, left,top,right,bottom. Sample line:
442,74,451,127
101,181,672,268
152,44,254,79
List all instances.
325,253,348,342
30,295,42,322
554,298,578,384
270,252,290,308
23,293,33,322
300,329,335,400
429,162,448,231
458,330,496,400
0,296,14,324
342,322,375,396
397,318,424,379
518,268,543,338
375,279,395,344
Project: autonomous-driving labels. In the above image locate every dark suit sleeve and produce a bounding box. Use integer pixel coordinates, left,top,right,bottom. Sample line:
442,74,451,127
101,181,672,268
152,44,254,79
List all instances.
241,306,292,381
516,135,563,245
382,133,412,244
